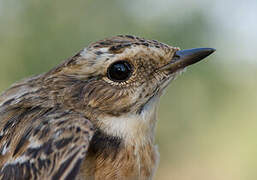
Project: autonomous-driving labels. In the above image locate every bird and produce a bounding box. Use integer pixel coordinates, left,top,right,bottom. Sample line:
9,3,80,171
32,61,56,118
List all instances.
0,35,215,180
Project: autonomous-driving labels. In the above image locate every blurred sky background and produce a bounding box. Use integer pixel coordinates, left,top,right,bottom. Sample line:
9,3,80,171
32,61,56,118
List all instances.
0,0,257,179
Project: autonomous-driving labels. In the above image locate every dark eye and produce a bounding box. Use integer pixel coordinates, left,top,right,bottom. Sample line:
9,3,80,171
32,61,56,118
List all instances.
107,60,133,82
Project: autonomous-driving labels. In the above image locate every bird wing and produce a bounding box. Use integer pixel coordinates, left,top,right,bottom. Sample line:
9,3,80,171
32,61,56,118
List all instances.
0,106,94,180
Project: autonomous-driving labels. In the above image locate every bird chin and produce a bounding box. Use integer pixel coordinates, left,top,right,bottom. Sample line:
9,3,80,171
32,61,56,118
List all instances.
159,67,187,95
139,67,186,114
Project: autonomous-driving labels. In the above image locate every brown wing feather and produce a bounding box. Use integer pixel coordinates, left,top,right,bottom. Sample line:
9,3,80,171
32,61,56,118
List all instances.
0,106,94,180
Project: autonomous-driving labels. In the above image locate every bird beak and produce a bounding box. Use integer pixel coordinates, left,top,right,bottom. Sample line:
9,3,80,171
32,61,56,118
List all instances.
159,48,216,73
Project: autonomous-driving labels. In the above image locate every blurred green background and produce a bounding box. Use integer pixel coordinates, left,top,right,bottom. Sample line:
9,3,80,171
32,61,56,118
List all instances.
1,0,257,179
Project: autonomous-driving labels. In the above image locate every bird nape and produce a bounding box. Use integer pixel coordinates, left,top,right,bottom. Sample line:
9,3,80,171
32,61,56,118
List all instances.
0,35,215,180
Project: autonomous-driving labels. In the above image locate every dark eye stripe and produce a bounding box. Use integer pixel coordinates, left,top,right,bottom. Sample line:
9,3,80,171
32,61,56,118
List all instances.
107,61,133,82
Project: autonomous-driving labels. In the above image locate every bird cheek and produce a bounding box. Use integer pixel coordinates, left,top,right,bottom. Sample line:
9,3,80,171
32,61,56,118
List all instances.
85,90,130,113
87,97,131,115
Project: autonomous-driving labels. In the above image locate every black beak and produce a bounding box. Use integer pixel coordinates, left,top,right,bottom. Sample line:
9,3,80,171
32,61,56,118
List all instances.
160,48,216,73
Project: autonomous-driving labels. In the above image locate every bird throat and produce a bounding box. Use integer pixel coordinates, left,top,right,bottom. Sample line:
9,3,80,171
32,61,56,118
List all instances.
79,96,160,179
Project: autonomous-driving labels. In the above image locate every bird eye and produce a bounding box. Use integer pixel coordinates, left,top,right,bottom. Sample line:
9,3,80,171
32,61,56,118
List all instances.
107,60,133,82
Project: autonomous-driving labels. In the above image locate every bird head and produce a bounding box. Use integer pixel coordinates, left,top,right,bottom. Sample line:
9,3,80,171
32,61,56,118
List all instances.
49,35,215,142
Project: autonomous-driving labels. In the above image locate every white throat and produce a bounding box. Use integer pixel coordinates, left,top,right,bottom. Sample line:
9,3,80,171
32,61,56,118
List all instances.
98,95,160,146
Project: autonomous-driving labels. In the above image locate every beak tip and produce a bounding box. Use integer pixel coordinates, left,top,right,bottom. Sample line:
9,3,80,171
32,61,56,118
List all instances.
205,48,216,54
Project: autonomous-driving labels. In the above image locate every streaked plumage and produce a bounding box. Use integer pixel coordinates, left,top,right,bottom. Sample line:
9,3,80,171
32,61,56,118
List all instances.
0,35,215,180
